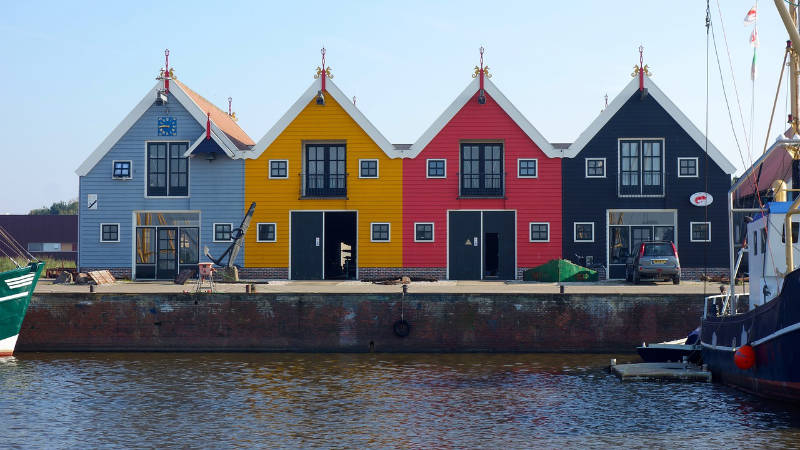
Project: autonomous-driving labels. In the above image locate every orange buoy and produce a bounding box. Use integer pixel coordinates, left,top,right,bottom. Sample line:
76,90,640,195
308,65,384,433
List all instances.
734,344,756,370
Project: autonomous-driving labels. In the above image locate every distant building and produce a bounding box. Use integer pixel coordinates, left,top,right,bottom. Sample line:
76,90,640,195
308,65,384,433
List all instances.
0,215,77,262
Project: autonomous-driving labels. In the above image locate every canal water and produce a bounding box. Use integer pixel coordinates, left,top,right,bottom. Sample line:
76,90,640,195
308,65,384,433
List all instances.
2,353,800,448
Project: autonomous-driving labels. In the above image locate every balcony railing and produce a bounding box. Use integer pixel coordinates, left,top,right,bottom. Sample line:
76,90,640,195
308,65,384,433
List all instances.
458,171,505,197
300,172,348,198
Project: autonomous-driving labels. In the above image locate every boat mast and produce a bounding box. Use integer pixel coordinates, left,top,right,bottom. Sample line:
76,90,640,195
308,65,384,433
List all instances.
773,0,800,272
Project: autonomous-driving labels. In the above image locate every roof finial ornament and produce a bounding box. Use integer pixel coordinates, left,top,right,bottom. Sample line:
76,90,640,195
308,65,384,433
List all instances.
157,48,173,94
631,44,652,91
602,93,608,112
353,96,357,105
314,46,333,91
228,96,237,121
473,46,491,104
206,112,211,140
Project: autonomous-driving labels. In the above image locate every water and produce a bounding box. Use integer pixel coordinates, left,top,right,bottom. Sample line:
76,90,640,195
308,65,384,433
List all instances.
2,353,800,448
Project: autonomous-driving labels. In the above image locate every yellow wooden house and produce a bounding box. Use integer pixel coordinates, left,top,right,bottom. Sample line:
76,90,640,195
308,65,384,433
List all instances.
243,59,405,280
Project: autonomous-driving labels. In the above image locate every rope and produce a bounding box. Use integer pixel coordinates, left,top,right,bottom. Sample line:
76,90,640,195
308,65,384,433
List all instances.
704,0,711,295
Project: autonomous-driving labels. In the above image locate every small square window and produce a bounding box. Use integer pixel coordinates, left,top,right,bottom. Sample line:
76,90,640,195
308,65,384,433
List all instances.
269,160,288,179
574,222,594,242
678,158,698,177
101,224,119,242
371,223,390,242
427,159,446,178
586,158,606,178
690,222,711,242
257,223,276,242
518,159,538,178
359,159,378,178
414,223,434,242
214,223,233,242
529,223,549,242
112,161,132,179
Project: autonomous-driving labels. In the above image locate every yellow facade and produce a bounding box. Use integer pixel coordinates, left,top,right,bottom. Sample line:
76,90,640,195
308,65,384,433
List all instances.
244,91,403,271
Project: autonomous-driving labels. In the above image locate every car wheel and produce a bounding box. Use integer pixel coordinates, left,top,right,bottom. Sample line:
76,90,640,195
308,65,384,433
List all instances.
673,275,680,285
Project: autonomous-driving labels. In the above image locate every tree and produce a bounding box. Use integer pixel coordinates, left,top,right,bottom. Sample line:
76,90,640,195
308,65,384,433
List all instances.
29,199,79,215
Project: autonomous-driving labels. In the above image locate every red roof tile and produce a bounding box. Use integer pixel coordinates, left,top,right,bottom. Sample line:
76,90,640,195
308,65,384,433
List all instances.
173,79,254,150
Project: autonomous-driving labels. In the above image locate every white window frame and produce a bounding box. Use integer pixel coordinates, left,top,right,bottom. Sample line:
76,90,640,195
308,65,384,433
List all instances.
677,157,699,178
268,160,289,179
617,138,666,198
370,222,391,242
517,158,538,178
256,222,277,242
99,223,120,243
574,222,595,243
529,222,550,243
426,159,447,179
213,223,234,243
585,158,606,178
358,159,379,179
112,160,133,180
413,222,435,242
690,221,711,242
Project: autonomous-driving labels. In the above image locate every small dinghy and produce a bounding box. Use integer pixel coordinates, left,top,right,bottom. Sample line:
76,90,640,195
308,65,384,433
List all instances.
637,328,701,363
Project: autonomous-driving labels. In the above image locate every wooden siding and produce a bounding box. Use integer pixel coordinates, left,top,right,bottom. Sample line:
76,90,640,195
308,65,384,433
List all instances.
78,92,245,271
561,89,731,269
244,92,403,269
403,91,562,270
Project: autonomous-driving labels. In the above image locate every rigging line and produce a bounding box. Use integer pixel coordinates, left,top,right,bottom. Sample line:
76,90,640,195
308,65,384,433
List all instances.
705,0,710,291
715,0,753,162
753,47,790,195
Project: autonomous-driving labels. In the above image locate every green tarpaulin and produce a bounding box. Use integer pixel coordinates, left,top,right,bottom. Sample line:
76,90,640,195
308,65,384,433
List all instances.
522,259,598,282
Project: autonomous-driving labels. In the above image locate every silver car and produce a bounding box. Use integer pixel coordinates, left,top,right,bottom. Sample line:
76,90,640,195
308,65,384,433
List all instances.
625,241,681,284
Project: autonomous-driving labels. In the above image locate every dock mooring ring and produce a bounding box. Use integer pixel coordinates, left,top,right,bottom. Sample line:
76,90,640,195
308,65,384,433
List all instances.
393,319,410,337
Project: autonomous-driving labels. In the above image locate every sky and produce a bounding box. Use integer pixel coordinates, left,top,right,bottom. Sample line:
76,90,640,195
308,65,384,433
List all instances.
0,0,791,213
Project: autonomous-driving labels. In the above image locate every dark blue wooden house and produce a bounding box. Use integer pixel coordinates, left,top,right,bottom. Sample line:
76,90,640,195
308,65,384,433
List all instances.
561,74,736,279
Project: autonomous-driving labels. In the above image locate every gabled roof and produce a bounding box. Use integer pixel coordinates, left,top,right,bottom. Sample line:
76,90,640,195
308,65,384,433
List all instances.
407,77,557,158
246,77,402,159
731,129,800,199
76,79,254,176
564,77,738,175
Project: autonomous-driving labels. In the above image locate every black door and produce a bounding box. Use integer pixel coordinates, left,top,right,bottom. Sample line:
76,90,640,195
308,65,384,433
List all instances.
291,211,323,280
449,211,481,280
156,227,178,279
483,211,516,280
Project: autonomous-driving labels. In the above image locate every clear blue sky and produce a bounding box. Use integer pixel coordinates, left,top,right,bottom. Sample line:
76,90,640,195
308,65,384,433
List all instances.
0,0,788,213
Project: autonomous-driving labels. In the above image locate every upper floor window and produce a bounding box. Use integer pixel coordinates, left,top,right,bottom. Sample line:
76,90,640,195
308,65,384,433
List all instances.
269,160,288,179
585,158,606,178
427,159,446,178
517,159,538,178
112,160,132,179
147,142,188,197
619,139,664,197
359,159,378,178
100,223,120,242
678,157,698,178
305,144,346,197
461,143,503,197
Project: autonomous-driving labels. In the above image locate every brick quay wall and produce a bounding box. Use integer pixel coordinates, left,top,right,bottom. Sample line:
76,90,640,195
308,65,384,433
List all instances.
17,293,704,353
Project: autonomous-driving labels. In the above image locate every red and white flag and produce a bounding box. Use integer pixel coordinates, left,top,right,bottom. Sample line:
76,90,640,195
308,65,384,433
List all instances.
750,28,759,48
744,5,757,26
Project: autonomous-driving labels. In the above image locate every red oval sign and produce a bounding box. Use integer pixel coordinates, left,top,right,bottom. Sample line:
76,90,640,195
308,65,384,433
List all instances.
690,192,713,207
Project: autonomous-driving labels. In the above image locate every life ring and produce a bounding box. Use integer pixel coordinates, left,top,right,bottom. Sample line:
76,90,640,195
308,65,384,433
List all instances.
393,319,410,337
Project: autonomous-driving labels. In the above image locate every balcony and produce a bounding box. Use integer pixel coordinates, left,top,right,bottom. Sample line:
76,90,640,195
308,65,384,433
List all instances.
300,172,348,198
458,171,505,198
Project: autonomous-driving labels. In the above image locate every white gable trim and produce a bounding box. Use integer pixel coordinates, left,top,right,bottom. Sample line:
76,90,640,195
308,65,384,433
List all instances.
76,83,161,176
246,78,401,159
183,130,235,158
76,81,244,177
565,77,737,175
407,78,557,158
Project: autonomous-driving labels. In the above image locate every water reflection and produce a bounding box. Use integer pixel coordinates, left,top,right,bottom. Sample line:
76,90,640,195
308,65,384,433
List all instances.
1,353,800,448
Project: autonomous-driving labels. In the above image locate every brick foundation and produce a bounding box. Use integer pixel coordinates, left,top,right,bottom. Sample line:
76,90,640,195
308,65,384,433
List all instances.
79,267,132,280
238,267,289,280
394,267,447,280
681,267,729,280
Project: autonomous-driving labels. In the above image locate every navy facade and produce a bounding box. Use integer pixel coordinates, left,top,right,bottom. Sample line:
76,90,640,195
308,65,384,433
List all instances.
562,90,730,278
78,92,245,278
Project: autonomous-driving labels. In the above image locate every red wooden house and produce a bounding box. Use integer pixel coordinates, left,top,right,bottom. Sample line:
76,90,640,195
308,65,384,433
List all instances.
402,53,562,280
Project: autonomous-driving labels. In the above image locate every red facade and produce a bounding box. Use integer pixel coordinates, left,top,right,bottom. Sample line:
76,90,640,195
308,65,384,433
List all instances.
403,89,562,278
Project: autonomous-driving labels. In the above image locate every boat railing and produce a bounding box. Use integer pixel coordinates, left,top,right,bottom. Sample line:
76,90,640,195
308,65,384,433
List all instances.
703,293,749,319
